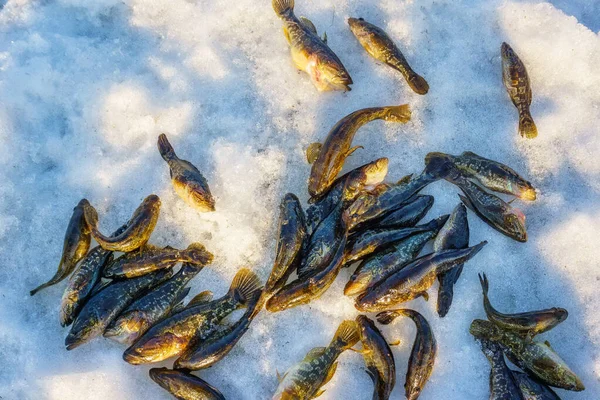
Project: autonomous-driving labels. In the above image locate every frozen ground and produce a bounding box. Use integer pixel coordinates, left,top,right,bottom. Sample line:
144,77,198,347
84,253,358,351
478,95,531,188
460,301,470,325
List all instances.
0,0,598,399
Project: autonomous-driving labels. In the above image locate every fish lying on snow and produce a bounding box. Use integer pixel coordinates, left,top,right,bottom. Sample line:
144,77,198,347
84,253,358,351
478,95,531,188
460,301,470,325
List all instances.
373,195,434,229
348,17,429,95
150,368,225,400
158,133,216,212
272,0,352,92
31,199,92,296
477,339,523,400
512,371,561,400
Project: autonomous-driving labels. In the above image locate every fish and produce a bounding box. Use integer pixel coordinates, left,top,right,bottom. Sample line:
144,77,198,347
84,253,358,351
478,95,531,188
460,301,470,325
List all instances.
272,0,352,92
83,194,161,252
307,105,411,198
104,263,204,345
477,339,524,400
512,371,561,400
266,232,347,312
479,273,568,337
265,193,307,294
356,242,487,312
356,315,396,400
65,269,171,350
433,203,469,318
348,18,429,95
149,368,225,400
174,288,266,370
123,268,261,364
469,319,584,391
273,320,359,400
344,230,438,297
30,199,92,296
345,215,449,264
501,42,537,139
103,242,213,279
377,309,436,400
373,195,434,229
157,133,216,212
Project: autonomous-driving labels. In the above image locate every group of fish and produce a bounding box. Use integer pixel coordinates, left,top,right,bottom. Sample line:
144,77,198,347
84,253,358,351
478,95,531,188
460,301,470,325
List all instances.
272,0,538,139
470,273,584,398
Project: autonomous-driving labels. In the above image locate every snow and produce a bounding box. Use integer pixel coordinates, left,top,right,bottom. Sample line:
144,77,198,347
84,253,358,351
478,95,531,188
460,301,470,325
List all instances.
0,0,599,399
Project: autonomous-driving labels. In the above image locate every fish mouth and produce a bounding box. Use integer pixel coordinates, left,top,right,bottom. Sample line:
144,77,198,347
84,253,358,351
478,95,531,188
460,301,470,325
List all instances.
363,158,389,186
65,333,84,350
501,42,513,58
519,187,537,201
123,349,145,365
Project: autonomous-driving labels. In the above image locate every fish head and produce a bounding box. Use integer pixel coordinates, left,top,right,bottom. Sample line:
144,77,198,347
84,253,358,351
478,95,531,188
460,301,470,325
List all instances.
355,314,377,341
142,194,162,212
123,333,185,364
501,42,518,62
183,182,216,212
149,368,185,393
65,315,100,350
347,17,368,34
309,55,353,92
103,312,148,345
551,308,569,324
504,208,527,242
517,184,537,201
361,158,389,188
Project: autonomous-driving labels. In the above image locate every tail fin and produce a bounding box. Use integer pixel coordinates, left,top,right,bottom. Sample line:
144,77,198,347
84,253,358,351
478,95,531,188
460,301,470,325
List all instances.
375,310,400,325
272,0,294,18
157,134,177,161
384,104,411,123
229,268,262,305
407,73,429,95
332,320,360,349
184,243,214,266
518,112,538,139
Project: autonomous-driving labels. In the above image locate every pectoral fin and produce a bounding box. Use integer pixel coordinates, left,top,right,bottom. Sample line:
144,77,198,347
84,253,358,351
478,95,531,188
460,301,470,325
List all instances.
314,389,326,398
418,291,429,302
322,32,328,44
345,145,363,158
283,27,291,44
299,17,317,35
388,339,401,346
306,143,322,164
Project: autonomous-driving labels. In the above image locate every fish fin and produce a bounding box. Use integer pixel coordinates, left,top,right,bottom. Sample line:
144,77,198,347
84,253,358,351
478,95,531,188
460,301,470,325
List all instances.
375,311,399,325
314,389,326,398
187,290,214,307
322,362,338,385
276,370,287,382
229,268,262,305
90,278,111,297
333,320,360,349
272,0,294,18
157,133,177,161
163,245,177,251
299,16,317,35
544,340,553,350
282,26,291,44
170,303,185,314
384,104,411,123
519,112,538,139
345,145,364,159
507,198,516,205
348,346,364,354
458,193,476,213
388,339,401,346
418,291,429,302
173,287,191,306
306,142,322,164
478,272,489,297
304,347,327,361
322,32,327,44
397,174,413,186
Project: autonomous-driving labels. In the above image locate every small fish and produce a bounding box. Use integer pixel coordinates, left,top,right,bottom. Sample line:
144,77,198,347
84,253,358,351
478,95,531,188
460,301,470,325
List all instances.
174,289,266,370
512,371,561,400
374,195,434,229
479,273,568,337
30,199,92,296
104,263,204,345
348,18,429,95
273,320,359,400
345,215,449,264
356,315,396,400
149,368,225,400
477,339,523,400
377,309,436,400
65,269,171,350
345,230,437,297
83,195,161,252
124,268,261,364
307,105,411,198
266,193,307,294
356,242,487,312
158,133,216,212
434,203,469,318
469,319,584,391
103,242,213,279
272,0,352,92
501,42,537,139
266,232,347,312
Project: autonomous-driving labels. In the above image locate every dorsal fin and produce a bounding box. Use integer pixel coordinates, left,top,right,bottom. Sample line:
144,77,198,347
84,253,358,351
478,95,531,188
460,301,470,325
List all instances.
299,16,317,35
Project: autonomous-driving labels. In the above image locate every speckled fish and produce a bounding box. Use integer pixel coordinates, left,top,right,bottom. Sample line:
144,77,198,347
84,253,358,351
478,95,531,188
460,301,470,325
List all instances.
273,320,359,400
30,199,92,296
501,42,537,139
149,368,225,400
477,340,523,400
345,215,449,264
348,18,429,95
356,315,396,400
266,193,307,294
103,242,213,279
158,133,216,212
83,194,161,252
124,269,261,364
377,309,436,400
374,195,434,229
272,0,352,92
470,319,584,391
512,371,561,400
104,263,204,345
307,105,411,198
306,158,389,233
479,273,568,337
345,229,438,297
174,289,265,370
65,269,170,350
356,242,487,312
266,232,347,312
434,203,469,318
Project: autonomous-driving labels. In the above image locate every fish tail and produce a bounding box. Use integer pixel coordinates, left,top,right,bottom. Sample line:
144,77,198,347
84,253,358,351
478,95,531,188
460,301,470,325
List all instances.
30,280,53,296
272,0,294,18
332,320,360,349
184,243,214,266
229,268,262,306
383,104,411,123
518,112,538,139
375,310,400,325
436,287,453,318
157,133,177,161
407,73,429,95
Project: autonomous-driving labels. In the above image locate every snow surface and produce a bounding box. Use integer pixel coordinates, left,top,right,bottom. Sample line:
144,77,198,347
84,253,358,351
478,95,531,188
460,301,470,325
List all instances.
0,0,599,399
